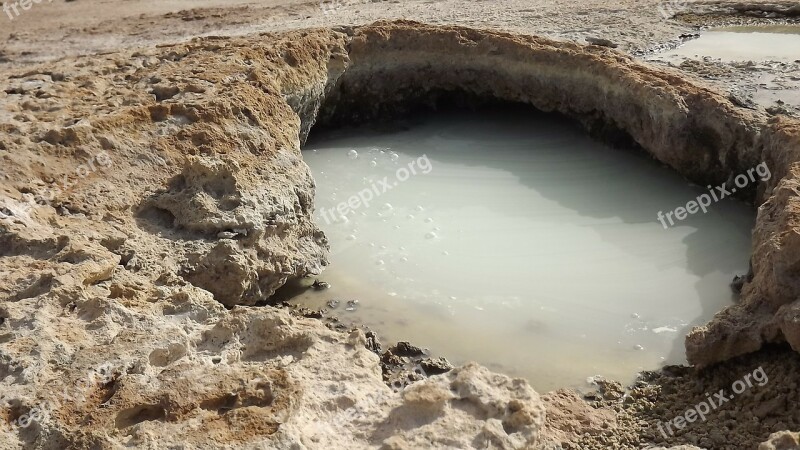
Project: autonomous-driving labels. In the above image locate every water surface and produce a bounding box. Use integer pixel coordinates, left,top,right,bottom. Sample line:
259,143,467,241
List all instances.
298,110,753,390
660,25,800,62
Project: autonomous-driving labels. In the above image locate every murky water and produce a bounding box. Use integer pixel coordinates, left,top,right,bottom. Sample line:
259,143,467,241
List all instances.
298,109,753,391
659,25,800,62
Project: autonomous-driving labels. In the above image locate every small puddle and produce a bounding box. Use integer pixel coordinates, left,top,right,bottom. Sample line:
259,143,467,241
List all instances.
658,25,800,62
298,109,753,390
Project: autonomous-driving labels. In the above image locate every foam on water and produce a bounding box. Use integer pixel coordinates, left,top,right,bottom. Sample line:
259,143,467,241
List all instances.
298,109,754,390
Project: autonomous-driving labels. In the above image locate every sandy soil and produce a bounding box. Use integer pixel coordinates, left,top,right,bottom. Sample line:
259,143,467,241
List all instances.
2,0,798,115
2,1,800,449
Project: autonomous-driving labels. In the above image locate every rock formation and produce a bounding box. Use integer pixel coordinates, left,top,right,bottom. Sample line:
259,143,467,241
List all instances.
1,20,799,448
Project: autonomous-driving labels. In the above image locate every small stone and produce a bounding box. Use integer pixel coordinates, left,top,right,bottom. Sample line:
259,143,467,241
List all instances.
312,280,330,291
586,36,618,48
420,357,454,375
391,341,425,357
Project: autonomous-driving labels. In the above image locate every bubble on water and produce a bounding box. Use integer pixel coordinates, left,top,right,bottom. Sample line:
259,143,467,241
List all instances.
390,152,399,162
369,242,376,247
449,296,457,300
369,160,377,168
442,251,449,256
346,235,356,241
400,257,408,262
388,292,398,297
634,344,644,351
631,313,640,319
347,149,358,160
399,246,406,251
416,205,425,212
380,245,387,250
425,217,434,223
383,203,393,210
433,226,441,231
407,214,415,220
376,259,385,265
425,231,438,239
393,225,401,230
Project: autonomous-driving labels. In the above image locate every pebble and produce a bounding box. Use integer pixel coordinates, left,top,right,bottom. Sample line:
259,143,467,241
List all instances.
345,299,359,311
312,280,330,291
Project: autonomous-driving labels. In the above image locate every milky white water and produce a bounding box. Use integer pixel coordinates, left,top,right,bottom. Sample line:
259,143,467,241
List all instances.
659,25,800,62
297,110,753,391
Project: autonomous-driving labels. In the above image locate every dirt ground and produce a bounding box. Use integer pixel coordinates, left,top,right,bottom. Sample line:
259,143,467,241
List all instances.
2,1,800,449
2,0,798,115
